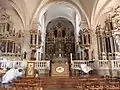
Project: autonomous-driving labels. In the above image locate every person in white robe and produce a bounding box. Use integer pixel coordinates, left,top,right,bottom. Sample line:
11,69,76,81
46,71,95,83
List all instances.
2,68,22,83
80,64,92,74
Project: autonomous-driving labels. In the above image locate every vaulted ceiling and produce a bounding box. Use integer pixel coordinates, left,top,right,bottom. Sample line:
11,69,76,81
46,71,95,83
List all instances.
0,0,120,30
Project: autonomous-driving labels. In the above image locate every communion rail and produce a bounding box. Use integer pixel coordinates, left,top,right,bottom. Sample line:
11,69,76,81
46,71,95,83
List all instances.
0,59,120,76
0,60,50,73
0,60,120,70
71,60,120,70
71,60,120,76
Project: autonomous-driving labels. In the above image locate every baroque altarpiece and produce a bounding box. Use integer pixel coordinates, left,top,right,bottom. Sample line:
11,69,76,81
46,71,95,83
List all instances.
45,18,75,61
78,27,91,60
96,8,120,60
0,8,24,60
29,27,41,60
0,8,42,61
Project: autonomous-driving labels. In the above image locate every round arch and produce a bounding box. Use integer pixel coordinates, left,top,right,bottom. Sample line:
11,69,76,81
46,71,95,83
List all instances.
46,17,74,31
45,16,75,27
30,0,82,27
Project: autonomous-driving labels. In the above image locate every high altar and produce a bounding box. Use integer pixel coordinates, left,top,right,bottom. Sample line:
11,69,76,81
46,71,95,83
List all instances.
45,19,75,76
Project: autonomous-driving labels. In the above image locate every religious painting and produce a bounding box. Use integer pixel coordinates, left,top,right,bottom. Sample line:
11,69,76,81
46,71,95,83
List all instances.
45,18,75,60
26,62,35,77
15,44,21,53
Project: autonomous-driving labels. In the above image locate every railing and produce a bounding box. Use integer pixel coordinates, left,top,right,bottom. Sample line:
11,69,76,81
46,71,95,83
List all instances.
0,59,120,74
0,60,50,70
71,60,120,70
0,59,120,70
99,60,120,70
71,60,95,70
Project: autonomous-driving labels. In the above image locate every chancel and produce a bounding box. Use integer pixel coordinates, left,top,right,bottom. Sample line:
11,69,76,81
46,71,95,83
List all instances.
0,0,120,90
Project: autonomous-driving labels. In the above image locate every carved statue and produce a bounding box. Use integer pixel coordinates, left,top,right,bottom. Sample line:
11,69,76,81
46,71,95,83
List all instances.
23,51,27,59
58,29,62,37
91,49,95,60
114,19,120,29
0,49,1,56
115,35,120,51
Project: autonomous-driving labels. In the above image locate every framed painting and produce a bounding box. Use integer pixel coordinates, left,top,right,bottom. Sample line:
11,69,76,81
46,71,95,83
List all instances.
26,62,35,77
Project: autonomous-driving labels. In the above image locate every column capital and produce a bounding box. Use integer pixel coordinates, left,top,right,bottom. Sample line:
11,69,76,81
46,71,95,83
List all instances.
79,21,89,29
32,21,41,30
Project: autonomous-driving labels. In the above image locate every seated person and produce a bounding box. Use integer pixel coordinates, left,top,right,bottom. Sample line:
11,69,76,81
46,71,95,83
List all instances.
1,68,22,83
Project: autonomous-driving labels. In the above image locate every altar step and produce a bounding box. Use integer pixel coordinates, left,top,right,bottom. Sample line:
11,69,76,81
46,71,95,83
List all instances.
41,77,77,88
1,76,120,90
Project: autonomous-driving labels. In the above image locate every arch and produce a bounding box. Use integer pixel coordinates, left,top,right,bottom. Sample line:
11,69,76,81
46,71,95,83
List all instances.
46,17,74,30
91,0,99,27
45,16,75,27
9,0,25,28
92,0,111,28
30,0,82,28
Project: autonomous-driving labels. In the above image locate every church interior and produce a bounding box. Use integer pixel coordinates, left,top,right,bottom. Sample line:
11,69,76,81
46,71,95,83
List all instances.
1,0,120,90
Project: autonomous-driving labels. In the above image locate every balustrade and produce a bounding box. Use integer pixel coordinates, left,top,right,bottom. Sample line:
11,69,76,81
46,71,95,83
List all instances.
71,60,120,70
0,60,50,71
0,59,120,71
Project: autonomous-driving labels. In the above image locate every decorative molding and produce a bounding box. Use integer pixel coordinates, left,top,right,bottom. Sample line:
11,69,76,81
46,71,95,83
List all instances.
0,7,10,21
